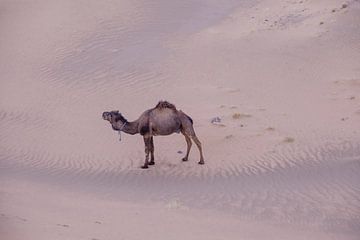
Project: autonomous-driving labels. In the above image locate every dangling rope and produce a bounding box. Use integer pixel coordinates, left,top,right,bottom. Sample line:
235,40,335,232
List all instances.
117,122,127,141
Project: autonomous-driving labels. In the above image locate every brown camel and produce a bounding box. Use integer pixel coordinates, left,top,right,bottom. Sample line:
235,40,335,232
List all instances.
102,101,205,169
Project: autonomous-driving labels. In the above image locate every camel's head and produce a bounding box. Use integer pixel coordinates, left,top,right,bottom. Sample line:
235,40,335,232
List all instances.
102,111,114,122
102,111,127,124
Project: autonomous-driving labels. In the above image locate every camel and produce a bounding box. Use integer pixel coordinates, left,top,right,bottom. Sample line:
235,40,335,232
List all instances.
102,101,205,169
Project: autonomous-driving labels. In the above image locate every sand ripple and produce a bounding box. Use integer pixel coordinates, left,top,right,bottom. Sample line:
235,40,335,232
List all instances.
1,127,359,233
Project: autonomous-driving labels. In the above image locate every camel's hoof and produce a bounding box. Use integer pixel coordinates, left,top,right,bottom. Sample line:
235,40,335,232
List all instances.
148,161,155,165
182,157,188,162
141,165,149,169
198,161,205,165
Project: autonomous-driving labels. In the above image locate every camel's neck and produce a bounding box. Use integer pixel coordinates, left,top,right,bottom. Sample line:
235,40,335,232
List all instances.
112,120,139,135
122,121,139,135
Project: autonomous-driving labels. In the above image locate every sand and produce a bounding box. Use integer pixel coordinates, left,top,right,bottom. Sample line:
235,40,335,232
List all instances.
1,0,360,239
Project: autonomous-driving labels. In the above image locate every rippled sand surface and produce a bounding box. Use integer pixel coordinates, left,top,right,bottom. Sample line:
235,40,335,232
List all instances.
1,1,360,239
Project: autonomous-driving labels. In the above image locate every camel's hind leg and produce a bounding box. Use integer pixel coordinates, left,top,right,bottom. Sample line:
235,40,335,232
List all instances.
148,137,155,165
142,136,151,169
179,110,204,164
191,135,205,165
181,131,192,162
181,125,205,164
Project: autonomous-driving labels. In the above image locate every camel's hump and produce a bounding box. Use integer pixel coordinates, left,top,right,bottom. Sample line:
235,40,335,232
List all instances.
155,101,177,110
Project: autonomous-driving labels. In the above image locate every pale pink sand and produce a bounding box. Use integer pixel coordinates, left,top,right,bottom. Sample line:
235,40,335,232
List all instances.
2,178,347,240
1,0,360,239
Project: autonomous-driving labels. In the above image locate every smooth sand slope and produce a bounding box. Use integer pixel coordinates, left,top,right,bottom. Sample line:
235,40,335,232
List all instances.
1,0,360,239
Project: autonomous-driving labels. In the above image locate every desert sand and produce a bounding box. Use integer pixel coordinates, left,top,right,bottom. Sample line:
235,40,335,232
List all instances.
1,0,360,239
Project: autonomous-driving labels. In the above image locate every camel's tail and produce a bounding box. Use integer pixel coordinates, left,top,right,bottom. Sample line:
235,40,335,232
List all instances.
186,115,193,124
178,110,193,125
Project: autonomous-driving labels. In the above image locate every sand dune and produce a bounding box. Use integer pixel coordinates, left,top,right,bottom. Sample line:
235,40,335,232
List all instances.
1,0,360,239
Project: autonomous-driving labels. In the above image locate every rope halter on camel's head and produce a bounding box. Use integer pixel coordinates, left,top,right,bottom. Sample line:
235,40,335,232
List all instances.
118,122,127,141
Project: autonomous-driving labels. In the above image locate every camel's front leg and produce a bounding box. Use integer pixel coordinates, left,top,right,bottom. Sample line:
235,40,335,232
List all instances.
148,137,155,165
142,136,151,169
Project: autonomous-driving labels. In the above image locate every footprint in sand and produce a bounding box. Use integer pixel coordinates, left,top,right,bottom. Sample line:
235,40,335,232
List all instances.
265,127,275,131
334,78,360,87
15,216,27,222
283,137,295,143
225,134,234,139
56,224,70,228
232,113,252,119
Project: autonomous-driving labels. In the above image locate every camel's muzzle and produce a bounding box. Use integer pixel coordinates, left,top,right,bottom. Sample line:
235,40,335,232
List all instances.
102,112,110,120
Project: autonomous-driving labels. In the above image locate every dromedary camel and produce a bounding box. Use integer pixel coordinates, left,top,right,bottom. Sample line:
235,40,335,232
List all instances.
102,101,205,169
